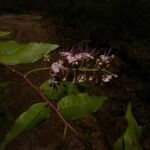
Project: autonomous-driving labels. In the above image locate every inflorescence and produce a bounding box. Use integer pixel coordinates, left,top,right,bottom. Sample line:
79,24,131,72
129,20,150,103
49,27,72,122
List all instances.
48,49,118,86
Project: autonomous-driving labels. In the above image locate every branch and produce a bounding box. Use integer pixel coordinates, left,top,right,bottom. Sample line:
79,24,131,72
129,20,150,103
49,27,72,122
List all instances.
5,65,88,148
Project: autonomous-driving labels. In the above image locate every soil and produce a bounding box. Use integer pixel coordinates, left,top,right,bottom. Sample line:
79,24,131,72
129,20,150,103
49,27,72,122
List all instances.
0,13,150,150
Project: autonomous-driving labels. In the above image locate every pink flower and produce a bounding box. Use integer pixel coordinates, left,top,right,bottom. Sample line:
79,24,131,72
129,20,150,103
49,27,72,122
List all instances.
66,55,77,64
75,52,94,60
51,60,63,74
75,53,82,60
60,52,71,57
81,52,94,59
60,51,77,64
102,74,112,82
100,55,110,63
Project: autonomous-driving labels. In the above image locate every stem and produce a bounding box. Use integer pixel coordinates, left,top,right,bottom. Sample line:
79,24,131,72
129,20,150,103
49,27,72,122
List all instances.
25,67,51,77
25,66,99,78
101,68,118,77
4,65,88,147
62,67,99,72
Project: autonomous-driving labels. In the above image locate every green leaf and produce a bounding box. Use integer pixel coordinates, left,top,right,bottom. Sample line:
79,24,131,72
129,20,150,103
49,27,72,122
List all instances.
40,81,79,101
40,81,63,100
113,103,143,150
62,81,79,95
0,31,10,37
58,93,107,120
0,102,51,149
0,41,59,65
113,136,124,150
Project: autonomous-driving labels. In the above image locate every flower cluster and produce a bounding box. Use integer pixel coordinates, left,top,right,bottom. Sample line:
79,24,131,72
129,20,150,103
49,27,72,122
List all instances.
48,49,118,86
60,52,94,64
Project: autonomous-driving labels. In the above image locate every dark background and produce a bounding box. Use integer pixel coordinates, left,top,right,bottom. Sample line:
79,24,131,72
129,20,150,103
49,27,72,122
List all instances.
0,0,150,41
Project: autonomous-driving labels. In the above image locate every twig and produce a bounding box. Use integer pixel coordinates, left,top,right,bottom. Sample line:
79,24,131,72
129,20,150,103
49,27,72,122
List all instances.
101,68,118,77
5,65,88,148
25,67,51,77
